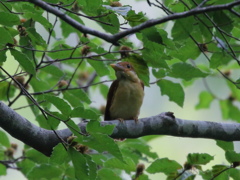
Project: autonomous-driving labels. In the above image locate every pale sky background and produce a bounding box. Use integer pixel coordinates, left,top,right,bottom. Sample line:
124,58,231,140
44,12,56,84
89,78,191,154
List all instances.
1,0,239,179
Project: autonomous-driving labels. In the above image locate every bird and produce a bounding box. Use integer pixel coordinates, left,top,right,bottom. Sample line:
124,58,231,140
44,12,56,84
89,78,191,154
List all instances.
104,62,144,122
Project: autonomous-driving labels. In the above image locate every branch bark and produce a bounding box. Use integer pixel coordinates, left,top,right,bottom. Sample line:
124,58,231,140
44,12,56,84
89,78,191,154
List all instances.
1,101,240,157
28,0,240,44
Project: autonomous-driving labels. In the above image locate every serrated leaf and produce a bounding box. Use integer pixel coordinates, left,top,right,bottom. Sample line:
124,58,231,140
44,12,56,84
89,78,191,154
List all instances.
83,133,124,162
142,40,169,69
85,154,97,180
0,27,13,45
216,140,234,151
195,91,214,109
157,79,184,107
65,120,83,140
172,17,195,41
104,156,136,172
122,139,158,159
187,153,214,165
0,130,10,147
10,49,35,75
44,95,72,116
125,54,150,86
225,151,240,163
27,164,63,179
0,12,19,26
210,52,231,69
26,149,49,164
50,143,69,164
71,106,100,120
146,158,182,175
169,62,208,81
99,13,120,34
86,120,115,135
68,147,89,180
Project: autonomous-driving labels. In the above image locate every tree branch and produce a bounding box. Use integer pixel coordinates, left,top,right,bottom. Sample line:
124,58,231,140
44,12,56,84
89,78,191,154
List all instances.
1,101,240,157
28,0,240,44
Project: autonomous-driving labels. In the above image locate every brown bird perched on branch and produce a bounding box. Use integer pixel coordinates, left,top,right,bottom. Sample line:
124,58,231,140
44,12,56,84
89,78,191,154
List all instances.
104,62,144,122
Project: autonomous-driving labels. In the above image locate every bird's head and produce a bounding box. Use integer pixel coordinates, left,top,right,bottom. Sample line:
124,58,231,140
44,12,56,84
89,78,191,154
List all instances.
110,62,139,82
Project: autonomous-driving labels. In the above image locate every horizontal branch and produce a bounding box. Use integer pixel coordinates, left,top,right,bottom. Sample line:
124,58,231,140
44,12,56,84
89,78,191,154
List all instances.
1,101,240,156
28,0,240,44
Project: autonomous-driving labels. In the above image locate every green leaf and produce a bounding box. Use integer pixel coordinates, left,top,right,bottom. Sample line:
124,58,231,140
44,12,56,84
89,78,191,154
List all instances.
0,164,6,176
87,60,110,77
10,49,35,75
195,91,214,109
26,149,49,164
65,120,83,140
219,100,240,122
50,144,69,164
0,27,13,45
157,79,184,107
68,89,91,104
97,168,122,180
26,27,47,48
44,95,72,116
142,40,169,69
24,12,52,29
83,133,124,162
168,62,209,81
121,139,158,159
0,130,10,147
71,106,100,120
210,52,231,69
187,153,214,165
211,165,229,178
146,158,182,175
99,13,120,34
0,82,15,101
225,151,240,163
125,54,150,86
0,50,7,64
172,17,195,41
41,65,64,79
125,10,147,27
27,164,63,179
17,159,35,176
85,154,97,180
104,156,136,173
216,140,234,151
172,38,200,62
86,120,115,135
0,12,19,26
141,27,163,44
68,147,89,180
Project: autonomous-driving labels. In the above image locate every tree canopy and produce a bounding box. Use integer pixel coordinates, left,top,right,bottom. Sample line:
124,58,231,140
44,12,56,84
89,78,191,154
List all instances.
1,0,240,179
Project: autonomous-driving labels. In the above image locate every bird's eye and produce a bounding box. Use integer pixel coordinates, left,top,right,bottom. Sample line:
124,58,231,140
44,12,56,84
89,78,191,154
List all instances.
126,64,131,68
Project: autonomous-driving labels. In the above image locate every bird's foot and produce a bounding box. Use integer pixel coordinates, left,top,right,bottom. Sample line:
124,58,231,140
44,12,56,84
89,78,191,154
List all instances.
117,118,124,123
133,117,138,123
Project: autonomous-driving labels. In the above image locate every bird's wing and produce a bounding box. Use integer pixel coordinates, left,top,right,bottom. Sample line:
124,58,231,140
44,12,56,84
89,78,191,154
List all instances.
104,80,119,120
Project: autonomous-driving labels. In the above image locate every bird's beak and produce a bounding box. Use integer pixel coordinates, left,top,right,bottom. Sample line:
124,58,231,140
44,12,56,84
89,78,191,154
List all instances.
110,64,124,71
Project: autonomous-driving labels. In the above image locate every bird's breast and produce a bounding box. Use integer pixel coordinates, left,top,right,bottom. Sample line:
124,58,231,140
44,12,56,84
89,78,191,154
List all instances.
109,80,144,120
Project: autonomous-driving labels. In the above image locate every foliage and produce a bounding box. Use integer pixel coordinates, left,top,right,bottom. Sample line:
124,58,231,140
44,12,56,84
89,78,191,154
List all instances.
0,0,240,179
